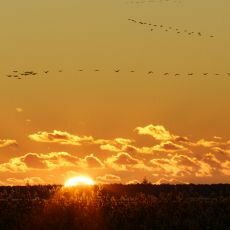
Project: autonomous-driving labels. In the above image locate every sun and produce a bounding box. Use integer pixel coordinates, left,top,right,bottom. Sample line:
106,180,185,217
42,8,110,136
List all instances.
64,176,95,187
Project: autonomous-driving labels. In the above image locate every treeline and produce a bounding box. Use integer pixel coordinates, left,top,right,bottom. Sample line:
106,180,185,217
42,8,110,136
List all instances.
0,184,229,230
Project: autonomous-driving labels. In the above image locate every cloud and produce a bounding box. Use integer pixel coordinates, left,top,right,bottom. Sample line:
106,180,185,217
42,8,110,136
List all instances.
1,124,229,184
16,108,23,113
28,130,94,146
29,131,134,152
107,152,140,165
221,161,230,175
135,124,175,141
126,179,140,184
82,154,104,168
136,141,187,154
0,139,17,148
96,174,121,184
106,152,150,171
155,178,188,185
0,151,106,173
0,157,28,173
99,138,136,153
150,154,213,177
6,177,44,185
0,152,79,172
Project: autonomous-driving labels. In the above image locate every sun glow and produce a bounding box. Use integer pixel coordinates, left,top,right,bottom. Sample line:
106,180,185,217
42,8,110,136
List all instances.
64,176,95,187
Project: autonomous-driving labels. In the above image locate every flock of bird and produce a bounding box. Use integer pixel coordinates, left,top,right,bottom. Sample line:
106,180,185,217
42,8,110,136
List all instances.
5,70,62,80
4,69,230,80
128,19,215,38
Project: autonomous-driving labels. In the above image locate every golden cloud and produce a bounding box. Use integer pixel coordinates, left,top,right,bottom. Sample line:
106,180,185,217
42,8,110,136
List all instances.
0,139,17,148
0,151,106,173
135,124,175,141
1,124,229,184
155,178,188,185
28,130,94,146
82,154,104,168
6,177,44,185
96,174,121,184
150,154,213,177
106,152,151,171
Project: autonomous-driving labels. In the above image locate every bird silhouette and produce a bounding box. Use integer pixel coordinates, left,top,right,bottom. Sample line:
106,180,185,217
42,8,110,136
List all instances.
114,69,120,73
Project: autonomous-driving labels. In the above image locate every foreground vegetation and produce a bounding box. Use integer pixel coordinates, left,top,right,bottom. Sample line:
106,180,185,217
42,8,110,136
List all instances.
0,184,230,230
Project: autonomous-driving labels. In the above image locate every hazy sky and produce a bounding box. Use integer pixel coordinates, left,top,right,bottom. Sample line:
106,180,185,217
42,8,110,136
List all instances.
0,0,230,185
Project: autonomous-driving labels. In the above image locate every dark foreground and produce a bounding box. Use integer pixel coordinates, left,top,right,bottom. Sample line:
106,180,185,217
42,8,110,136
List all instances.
0,184,230,230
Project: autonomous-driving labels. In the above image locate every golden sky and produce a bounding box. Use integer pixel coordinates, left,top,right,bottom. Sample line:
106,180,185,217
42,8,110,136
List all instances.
0,0,230,185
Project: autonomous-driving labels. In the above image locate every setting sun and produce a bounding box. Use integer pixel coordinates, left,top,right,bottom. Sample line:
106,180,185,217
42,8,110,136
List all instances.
64,176,95,187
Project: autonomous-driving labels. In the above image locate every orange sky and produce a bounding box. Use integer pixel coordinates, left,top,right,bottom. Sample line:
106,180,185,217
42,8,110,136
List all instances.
0,0,230,185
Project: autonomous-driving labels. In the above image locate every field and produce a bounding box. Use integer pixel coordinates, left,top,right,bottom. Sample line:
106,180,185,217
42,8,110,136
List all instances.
0,184,230,230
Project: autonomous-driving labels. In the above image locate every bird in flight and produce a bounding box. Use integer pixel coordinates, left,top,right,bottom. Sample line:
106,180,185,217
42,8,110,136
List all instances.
114,70,120,73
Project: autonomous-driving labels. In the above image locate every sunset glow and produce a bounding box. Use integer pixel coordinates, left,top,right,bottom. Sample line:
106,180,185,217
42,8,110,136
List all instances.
64,176,95,187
